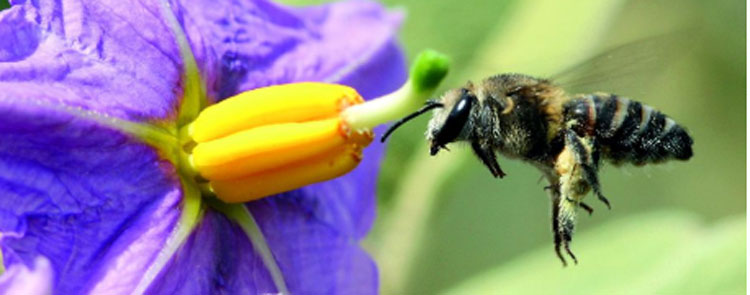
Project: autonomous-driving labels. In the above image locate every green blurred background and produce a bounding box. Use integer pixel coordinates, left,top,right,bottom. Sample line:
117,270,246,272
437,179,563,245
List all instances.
3,0,742,293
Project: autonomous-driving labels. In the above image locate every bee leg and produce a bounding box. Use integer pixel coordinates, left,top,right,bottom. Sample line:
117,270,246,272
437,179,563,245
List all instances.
543,183,559,193
580,159,611,209
551,138,587,265
564,130,611,209
558,199,579,265
551,191,568,267
578,201,594,215
595,191,611,209
471,141,506,178
552,194,579,266
554,232,567,267
581,161,611,209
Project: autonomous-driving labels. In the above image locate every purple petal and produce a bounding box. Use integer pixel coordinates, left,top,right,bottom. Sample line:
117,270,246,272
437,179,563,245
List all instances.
0,255,54,295
0,2,192,293
180,0,404,100
144,210,277,294
1,0,406,294
0,1,185,121
147,206,380,295
246,192,381,294
0,99,183,294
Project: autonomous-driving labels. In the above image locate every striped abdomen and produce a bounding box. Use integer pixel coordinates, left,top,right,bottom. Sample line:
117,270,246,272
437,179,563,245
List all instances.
563,93,693,164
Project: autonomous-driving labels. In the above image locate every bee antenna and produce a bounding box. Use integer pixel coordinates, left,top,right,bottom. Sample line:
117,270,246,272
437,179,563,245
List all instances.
380,101,444,142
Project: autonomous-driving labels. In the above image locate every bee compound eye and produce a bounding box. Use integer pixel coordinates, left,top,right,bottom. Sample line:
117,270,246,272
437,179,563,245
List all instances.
435,91,474,145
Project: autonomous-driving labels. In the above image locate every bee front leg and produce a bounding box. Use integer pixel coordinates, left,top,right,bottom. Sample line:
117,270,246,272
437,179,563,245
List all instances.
471,141,506,178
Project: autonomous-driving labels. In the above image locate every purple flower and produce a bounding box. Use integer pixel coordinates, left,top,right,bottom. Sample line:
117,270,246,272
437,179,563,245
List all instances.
0,0,406,294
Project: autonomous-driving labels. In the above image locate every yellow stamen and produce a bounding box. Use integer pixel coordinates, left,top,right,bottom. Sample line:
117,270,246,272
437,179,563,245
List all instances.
186,82,372,203
189,82,362,142
193,118,372,180
209,144,365,203
182,50,450,203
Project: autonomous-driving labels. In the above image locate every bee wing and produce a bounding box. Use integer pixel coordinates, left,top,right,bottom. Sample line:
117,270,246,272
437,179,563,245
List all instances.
551,30,696,97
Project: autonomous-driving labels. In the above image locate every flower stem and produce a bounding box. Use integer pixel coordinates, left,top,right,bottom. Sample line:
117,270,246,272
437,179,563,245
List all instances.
342,49,450,130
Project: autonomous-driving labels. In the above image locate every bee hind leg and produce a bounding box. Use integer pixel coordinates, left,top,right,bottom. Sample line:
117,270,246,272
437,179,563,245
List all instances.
564,130,611,209
550,133,594,266
581,164,611,209
552,193,579,266
558,200,579,265
552,195,567,266
562,191,594,215
596,191,611,209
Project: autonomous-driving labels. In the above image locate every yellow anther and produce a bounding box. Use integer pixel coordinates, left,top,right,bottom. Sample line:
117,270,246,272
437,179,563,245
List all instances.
193,118,372,180
189,82,363,142
210,143,367,203
171,50,449,203
187,82,373,203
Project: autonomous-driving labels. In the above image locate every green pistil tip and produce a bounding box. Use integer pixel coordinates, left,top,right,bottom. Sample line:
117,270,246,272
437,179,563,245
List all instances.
410,49,451,94
342,49,450,130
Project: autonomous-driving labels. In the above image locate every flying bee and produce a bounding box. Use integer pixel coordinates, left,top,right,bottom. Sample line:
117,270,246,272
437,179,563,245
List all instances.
381,72,694,266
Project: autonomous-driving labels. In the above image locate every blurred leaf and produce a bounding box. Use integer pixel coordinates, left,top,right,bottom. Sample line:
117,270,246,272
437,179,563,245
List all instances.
463,0,626,78
0,0,9,11
444,211,746,295
656,216,746,295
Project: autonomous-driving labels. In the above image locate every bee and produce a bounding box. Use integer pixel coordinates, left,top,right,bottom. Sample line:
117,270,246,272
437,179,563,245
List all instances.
381,73,694,266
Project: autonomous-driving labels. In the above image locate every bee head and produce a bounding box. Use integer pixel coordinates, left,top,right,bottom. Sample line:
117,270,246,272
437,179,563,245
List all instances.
378,87,477,156
427,87,477,155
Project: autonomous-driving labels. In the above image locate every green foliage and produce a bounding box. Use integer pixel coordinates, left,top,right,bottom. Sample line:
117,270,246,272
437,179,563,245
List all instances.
0,0,9,11
446,211,745,295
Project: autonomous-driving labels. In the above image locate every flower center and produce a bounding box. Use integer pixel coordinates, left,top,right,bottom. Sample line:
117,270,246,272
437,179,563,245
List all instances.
163,49,450,203
180,82,373,203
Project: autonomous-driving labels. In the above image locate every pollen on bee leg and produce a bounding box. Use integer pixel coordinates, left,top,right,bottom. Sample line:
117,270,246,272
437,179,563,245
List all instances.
209,143,367,203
